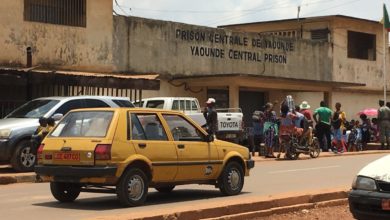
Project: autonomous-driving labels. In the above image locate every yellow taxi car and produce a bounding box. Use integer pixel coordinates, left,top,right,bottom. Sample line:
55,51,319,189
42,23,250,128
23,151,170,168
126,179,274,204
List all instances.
35,108,254,206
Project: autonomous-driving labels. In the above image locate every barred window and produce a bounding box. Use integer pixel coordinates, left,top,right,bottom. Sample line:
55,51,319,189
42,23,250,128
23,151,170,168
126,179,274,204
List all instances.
310,29,329,41
24,0,86,27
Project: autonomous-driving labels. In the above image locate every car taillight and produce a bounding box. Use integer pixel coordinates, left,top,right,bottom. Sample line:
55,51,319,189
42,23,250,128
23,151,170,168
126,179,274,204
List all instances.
37,144,44,161
94,144,111,160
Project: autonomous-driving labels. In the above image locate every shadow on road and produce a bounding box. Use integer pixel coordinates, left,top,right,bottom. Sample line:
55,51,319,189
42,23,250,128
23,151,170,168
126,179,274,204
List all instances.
32,189,250,210
0,166,18,174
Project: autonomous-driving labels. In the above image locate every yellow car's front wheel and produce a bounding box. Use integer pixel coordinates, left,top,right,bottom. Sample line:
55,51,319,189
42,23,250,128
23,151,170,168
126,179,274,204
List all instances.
218,161,244,196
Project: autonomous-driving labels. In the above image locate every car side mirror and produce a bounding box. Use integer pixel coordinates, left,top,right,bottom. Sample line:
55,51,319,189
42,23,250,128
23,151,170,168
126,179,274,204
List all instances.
206,134,214,143
52,113,63,121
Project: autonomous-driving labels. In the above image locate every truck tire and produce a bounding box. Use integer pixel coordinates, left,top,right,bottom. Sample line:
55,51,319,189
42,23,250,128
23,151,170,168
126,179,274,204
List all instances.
116,168,149,207
11,140,36,172
50,182,81,202
218,161,244,196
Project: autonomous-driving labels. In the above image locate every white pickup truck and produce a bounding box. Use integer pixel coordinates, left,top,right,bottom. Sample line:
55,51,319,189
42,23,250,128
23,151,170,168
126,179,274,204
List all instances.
135,97,244,143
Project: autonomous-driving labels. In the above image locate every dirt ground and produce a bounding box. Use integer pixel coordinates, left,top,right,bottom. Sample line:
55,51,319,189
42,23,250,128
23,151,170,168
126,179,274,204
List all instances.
255,204,355,220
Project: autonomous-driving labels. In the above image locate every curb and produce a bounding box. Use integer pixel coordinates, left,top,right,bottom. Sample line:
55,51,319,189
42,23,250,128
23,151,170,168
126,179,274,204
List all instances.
93,189,349,220
0,173,38,185
202,198,348,220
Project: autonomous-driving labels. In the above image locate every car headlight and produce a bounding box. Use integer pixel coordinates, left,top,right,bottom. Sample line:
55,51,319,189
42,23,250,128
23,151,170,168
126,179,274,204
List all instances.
352,176,377,191
0,129,11,139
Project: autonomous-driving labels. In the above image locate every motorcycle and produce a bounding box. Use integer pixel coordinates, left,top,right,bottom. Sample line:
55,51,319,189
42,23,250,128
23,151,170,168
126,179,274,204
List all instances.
279,132,321,160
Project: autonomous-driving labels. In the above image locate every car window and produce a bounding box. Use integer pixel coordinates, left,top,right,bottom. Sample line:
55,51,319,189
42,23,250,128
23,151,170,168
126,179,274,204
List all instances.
51,111,113,137
113,99,134,107
191,101,198,111
132,101,144,107
163,114,204,141
130,113,167,141
145,100,164,109
5,99,60,119
54,100,84,115
185,100,191,110
179,100,185,110
172,100,179,110
84,99,110,108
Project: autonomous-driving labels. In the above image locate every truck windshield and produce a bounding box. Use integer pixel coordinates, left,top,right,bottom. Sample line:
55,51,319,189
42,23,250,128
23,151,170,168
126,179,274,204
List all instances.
6,100,60,119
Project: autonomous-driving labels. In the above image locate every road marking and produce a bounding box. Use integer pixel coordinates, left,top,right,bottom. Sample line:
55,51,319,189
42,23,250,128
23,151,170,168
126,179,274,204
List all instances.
268,165,341,174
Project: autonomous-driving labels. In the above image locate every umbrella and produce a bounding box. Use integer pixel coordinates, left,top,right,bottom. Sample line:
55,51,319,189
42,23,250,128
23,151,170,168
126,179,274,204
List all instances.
357,108,378,116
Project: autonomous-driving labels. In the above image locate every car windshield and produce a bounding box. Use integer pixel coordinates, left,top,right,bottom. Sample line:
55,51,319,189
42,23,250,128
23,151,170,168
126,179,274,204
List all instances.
50,111,114,137
6,99,60,119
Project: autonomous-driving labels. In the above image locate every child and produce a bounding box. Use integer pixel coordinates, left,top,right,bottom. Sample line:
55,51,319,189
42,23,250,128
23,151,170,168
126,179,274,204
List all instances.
348,120,362,151
360,114,371,150
371,118,379,142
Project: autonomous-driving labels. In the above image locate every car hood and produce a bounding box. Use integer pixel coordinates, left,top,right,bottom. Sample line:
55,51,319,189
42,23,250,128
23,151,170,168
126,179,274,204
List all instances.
214,139,249,158
0,118,38,130
358,154,390,182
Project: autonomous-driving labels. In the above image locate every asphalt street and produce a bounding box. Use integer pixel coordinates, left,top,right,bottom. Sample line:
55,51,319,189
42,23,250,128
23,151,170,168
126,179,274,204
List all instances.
0,153,387,220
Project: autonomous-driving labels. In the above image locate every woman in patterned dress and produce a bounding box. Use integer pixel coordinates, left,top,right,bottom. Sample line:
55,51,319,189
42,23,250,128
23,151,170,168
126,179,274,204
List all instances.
263,102,278,158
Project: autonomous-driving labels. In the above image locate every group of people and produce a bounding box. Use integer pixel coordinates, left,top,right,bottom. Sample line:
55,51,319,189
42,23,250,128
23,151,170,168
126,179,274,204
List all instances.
203,96,390,158
251,96,314,158
250,97,390,159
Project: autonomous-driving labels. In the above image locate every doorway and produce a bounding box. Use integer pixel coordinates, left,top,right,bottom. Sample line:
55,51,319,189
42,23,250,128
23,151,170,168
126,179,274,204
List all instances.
239,90,265,127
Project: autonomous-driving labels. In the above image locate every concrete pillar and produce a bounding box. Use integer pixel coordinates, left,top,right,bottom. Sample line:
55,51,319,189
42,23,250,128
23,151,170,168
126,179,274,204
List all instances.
229,85,239,108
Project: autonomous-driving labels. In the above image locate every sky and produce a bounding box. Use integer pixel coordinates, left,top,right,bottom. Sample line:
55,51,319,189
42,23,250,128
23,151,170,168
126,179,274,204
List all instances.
114,0,389,27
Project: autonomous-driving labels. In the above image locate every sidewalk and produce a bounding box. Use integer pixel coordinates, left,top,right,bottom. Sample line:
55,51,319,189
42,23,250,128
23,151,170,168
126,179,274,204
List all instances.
252,149,390,162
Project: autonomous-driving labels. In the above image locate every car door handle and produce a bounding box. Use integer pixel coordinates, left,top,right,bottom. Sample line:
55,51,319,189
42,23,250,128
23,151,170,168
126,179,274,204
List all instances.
177,144,185,149
138,143,147,148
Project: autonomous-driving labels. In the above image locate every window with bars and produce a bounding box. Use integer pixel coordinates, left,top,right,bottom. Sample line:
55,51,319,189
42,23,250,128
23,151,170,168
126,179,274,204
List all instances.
24,0,86,27
310,29,329,41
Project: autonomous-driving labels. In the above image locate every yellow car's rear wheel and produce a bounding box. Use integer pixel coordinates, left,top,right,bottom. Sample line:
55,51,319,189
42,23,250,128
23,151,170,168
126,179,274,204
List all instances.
116,168,149,207
50,182,81,202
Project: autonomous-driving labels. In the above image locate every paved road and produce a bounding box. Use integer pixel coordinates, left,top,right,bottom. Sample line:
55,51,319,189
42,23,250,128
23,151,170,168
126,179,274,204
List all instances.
0,153,387,220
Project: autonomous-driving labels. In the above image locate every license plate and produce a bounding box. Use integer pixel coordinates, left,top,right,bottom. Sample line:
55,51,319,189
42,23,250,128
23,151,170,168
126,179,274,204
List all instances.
54,152,80,161
226,134,237,139
382,199,390,210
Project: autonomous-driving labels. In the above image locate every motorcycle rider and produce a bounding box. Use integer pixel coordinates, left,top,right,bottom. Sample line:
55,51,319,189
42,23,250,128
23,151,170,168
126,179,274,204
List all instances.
295,105,313,147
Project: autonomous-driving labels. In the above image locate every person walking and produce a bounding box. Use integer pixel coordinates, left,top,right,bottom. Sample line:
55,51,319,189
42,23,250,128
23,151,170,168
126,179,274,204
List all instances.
203,98,218,137
250,110,264,156
378,100,390,150
263,103,278,158
313,101,333,152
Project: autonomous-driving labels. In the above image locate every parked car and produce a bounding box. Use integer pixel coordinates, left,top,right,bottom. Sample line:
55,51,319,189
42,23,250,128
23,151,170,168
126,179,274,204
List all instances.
135,97,245,144
0,96,133,172
35,108,254,207
349,155,390,220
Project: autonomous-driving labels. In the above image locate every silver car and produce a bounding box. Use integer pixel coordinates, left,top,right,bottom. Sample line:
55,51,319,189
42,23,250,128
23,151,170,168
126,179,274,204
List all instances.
0,96,133,172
